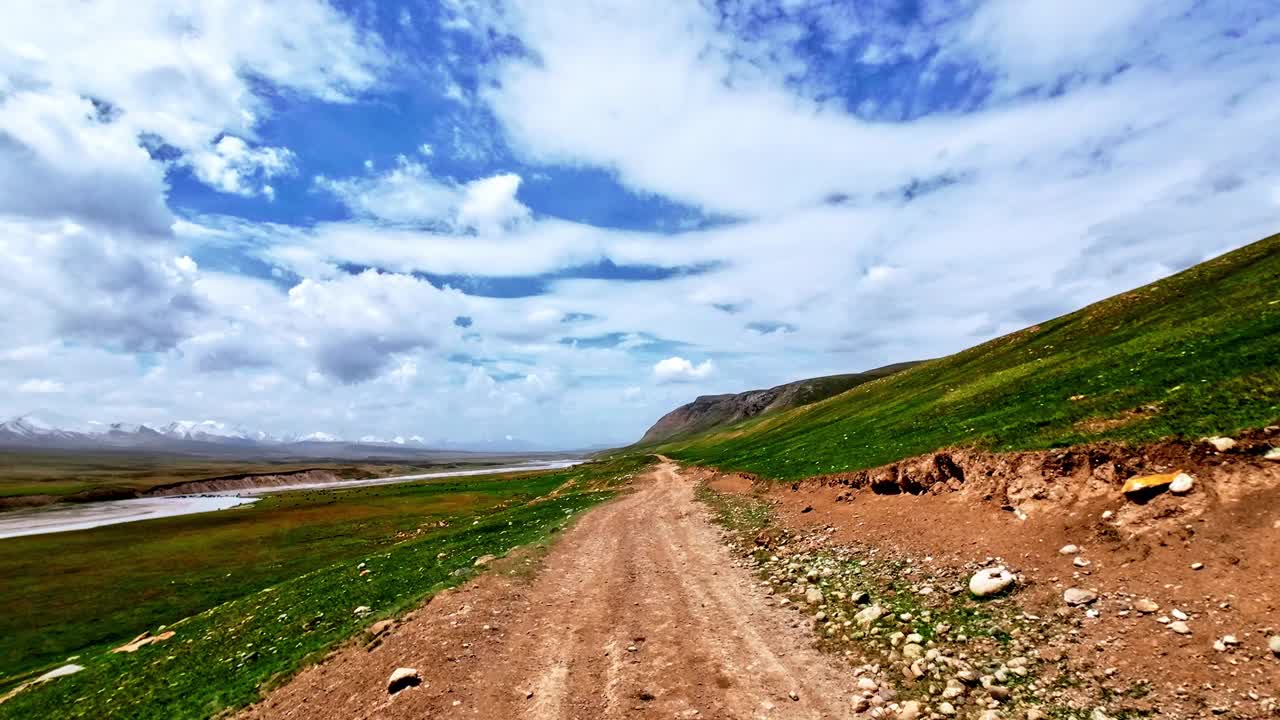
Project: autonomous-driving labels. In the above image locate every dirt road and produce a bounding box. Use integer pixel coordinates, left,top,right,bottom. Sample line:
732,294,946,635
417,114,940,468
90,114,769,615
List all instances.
242,461,859,720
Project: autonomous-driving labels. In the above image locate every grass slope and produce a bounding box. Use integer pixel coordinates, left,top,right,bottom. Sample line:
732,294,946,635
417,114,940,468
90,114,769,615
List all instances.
0,456,652,719
660,233,1280,479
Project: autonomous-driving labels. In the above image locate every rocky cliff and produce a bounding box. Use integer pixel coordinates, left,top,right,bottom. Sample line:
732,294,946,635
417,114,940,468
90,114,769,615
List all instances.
638,363,918,445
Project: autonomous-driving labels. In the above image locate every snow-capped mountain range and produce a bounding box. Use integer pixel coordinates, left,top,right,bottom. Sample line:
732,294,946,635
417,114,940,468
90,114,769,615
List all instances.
0,412,547,456
0,412,428,450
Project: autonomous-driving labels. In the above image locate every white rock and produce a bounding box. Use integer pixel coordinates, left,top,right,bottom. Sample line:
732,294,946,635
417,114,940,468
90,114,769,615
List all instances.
1264,448,1280,461
805,587,824,605
387,667,422,693
353,605,372,616
1169,473,1194,495
1073,557,1090,568
1169,621,1191,635
969,567,1015,598
897,700,922,720
1132,599,1159,613
1171,609,1189,621
938,701,957,716
1206,436,1236,452
1101,510,1114,520
857,676,879,691
1222,634,1239,645
855,605,885,629
1269,635,1280,656
1190,562,1204,570
1059,544,1080,555
902,643,924,660
1063,588,1098,606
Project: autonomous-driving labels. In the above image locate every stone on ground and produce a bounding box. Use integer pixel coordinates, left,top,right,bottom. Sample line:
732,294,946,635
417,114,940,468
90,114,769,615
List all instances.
387,667,422,694
969,567,1015,597
1063,588,1098,606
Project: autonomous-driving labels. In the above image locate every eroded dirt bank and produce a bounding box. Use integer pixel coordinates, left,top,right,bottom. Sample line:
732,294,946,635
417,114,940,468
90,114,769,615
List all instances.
700,432,1280,718
241,461,862,720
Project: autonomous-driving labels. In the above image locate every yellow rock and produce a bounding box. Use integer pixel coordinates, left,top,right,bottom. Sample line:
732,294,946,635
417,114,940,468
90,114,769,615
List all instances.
1121,471,1185,494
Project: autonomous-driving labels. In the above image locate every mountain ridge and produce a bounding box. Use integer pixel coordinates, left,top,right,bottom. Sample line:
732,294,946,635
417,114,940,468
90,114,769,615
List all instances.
637,362,920,445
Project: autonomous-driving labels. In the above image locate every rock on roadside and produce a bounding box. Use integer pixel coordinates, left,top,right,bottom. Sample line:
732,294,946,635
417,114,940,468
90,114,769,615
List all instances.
969,567,1015,598
387,667,423,694
1063,588,1098,606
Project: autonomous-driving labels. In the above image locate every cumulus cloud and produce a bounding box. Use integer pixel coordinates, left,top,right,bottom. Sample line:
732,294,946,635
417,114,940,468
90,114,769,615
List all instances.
457,173,530,233
653,356,715,384
189,136,296,197
316,159,530,232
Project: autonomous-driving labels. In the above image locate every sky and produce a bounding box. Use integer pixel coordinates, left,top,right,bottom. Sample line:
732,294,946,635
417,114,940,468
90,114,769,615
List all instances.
1,0,1278,449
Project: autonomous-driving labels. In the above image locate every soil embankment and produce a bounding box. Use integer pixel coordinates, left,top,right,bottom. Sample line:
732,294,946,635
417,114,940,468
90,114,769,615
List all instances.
700,431,1280,717
145,469,343,496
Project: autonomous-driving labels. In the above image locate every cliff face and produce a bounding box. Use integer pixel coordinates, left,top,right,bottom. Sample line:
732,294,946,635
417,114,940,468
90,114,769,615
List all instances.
638,363,918,445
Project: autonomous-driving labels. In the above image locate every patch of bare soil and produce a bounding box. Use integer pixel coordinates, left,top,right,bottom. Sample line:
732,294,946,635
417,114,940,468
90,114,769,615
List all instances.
240,462,864,720
703,430,1280,718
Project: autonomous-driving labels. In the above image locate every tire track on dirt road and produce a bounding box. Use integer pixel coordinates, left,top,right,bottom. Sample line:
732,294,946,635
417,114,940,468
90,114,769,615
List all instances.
242,461,861,719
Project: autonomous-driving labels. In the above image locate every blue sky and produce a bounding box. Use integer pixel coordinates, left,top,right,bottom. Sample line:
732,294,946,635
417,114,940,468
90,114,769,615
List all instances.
1,0,1278,448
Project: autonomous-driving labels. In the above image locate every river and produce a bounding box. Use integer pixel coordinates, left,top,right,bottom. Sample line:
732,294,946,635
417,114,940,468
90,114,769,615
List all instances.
0,459,581,540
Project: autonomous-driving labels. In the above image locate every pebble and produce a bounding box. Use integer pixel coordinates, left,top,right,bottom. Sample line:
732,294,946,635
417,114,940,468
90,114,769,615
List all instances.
788,690,799,701
969,567,1016,597
1264,448,1280,461
1059,544,1080,555
1063,588,1098,606
1169,621,1191,635
1073,557,1090,568
805,587,824,605
1171,609,1189,621
1190,562,1204,570
1269,635,1280,656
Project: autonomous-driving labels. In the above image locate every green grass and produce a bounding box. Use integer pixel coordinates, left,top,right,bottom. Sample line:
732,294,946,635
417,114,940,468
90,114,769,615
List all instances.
0,456,652,719
660,233,1280,478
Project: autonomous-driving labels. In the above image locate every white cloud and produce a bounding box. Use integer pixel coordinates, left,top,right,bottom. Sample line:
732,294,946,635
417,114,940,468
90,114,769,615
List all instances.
316,156,460,225
955,0,1195,91
653,356,715,384
18,379,64,394
316,159,529,233
457,173,530,233
0,0,385,225
189,136,296,197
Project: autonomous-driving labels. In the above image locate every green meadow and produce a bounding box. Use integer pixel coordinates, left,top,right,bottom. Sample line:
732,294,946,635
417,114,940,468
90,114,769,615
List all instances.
0,456,653,719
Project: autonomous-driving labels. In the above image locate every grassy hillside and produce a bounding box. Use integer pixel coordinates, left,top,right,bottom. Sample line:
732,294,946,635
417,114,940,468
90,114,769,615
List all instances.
0,457,652,719
659,233,1280,478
